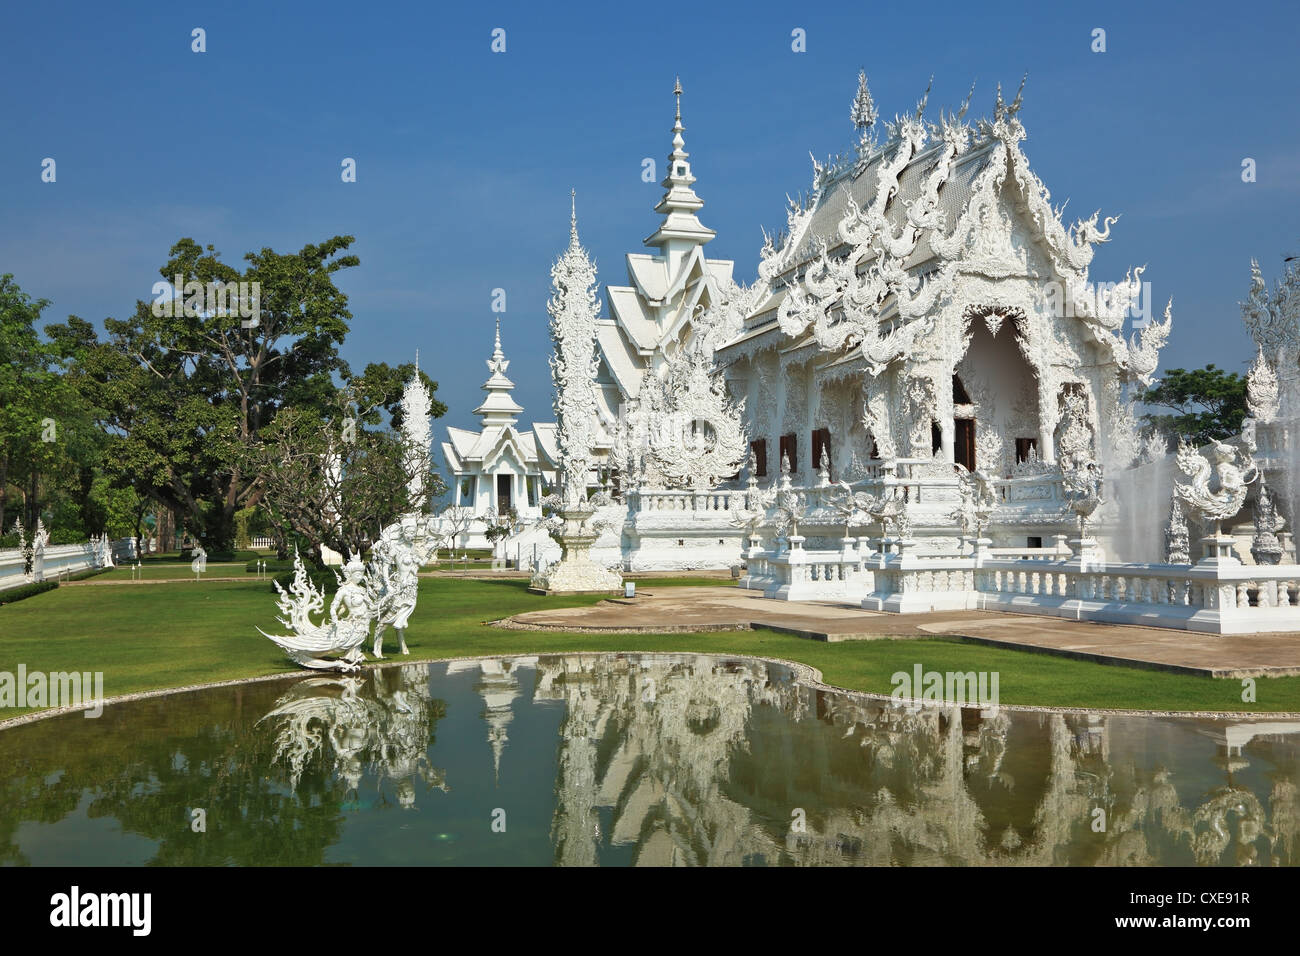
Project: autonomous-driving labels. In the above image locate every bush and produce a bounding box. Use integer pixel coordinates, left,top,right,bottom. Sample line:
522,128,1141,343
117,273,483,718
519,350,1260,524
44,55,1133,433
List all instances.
247,558,296,573
179,548,239,562
271,568,339,594
0,581,59,606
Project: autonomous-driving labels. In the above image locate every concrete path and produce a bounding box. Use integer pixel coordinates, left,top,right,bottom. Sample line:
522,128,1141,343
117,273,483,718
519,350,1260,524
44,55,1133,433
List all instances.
506,586,1300,678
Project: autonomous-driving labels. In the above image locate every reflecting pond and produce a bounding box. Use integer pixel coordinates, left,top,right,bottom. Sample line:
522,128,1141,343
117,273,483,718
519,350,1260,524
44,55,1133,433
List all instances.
1,653,1298,865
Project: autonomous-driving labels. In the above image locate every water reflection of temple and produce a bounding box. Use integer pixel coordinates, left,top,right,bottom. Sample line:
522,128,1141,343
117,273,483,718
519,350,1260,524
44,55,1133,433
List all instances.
446,657,537,782
260,665,449,808
529,654,1300,866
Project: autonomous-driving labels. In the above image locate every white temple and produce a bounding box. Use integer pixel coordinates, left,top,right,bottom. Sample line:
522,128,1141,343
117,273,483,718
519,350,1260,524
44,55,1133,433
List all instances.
592,78,744,464
440,319,560,548
473,73,1300,633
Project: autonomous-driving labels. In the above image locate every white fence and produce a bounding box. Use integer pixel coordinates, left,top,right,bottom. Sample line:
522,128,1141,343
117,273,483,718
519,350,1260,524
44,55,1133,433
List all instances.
0,537,137,592
744,539,1300,635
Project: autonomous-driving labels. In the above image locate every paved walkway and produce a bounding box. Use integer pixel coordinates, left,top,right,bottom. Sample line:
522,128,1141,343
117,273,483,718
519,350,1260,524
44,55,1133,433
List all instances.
507,586,1300,678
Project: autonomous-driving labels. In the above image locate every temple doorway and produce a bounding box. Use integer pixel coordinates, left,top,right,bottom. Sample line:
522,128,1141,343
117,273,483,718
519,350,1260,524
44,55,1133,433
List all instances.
955,418,976,472
497,474,512,514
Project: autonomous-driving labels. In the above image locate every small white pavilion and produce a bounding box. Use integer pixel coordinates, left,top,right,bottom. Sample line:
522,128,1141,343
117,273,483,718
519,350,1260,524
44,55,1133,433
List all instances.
440,319,559,548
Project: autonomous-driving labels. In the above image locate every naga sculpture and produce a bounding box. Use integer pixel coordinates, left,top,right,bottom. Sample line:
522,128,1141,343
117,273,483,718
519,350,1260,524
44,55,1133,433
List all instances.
190,543,207,575
1173,438,1258,557
259,551,376,672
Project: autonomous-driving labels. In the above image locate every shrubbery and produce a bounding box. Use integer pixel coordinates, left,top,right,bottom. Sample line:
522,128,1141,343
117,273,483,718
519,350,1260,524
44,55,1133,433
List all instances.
0,581,59,606
246,558,296,573
270,569,339,594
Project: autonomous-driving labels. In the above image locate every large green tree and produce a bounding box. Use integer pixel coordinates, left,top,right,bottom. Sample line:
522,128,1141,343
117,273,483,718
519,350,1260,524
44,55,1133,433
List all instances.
1136,364,1249,446
0,275,101,537
46,236,365,550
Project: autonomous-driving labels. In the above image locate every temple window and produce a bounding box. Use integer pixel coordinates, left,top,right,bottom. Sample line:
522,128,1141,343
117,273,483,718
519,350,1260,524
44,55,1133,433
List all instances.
1015,437,1038,463
779,433,798,473
931,421,943,455
526,475,539,507
811,427,832,478
750,439,768,477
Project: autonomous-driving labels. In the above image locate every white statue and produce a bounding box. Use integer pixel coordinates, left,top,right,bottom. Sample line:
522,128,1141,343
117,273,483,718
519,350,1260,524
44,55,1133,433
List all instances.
949,465,997,546
1165,495,1190,565
1251,479,1285,565
31,519,47,582
1174,438,1257,528
1056,392,1105,535
10,518,28,576
370,513,439,658
190,542,207,575
259,550,376,672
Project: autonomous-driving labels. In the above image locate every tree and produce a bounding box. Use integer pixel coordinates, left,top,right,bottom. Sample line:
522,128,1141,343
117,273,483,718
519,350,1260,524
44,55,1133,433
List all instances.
240,364,446,565
44,236,363,550
1136,364,1249,446
0,275,102,538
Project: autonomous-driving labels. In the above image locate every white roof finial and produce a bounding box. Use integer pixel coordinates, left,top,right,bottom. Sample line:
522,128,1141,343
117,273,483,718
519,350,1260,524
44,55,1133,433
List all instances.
674,75,683,125
569,188,578,242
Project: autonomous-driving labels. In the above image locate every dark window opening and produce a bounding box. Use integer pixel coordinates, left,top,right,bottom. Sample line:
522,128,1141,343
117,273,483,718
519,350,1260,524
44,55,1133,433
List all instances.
931,421,943,455
1027,536,1043,549
496,474,512,514
955,419,976,472
952,374,972,405
811,427,832,478
1015,437,1038,463
750,439,768,478
779,433,798,474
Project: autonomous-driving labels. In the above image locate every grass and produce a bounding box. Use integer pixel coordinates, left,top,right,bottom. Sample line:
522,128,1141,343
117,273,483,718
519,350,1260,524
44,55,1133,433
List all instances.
1,576,1299,719
94,562,253,581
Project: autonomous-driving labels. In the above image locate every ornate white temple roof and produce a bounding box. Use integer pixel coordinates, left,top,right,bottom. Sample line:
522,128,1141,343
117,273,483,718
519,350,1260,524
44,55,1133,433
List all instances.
593,79,741,426
717,75,1171,387
440,322,558,478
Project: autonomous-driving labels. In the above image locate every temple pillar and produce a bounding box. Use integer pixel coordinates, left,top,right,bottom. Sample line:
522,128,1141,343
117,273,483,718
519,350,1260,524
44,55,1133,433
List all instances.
1038,375,1057,464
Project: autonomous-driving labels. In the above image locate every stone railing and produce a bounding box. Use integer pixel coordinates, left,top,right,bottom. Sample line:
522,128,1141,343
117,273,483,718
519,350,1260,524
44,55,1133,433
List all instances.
626,489,752,514
743,541,875,602
971,557,1300,633
746,538,1300,634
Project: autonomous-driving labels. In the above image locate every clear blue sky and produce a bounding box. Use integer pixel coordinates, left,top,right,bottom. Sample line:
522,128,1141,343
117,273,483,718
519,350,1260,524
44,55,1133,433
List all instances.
3,0,1298,440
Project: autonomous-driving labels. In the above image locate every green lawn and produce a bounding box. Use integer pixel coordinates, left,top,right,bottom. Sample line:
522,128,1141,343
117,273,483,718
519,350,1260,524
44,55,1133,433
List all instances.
93,562,253,581
1,576,1298,718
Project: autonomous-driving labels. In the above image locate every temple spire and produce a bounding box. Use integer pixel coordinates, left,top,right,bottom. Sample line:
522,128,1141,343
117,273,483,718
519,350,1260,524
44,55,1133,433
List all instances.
644,76,716,252
474,316,523,426
570,188,578,243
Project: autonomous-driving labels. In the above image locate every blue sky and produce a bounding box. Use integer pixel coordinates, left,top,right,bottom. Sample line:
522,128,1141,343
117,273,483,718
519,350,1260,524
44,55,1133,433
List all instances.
3,0,1298,440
